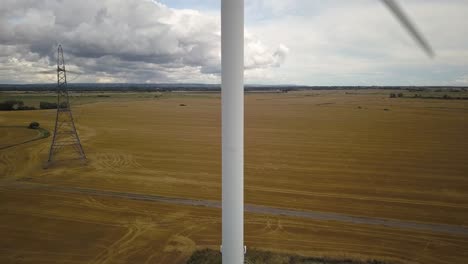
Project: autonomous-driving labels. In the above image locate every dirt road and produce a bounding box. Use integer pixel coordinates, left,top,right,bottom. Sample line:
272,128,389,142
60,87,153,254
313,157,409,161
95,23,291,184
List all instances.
3,180,468,237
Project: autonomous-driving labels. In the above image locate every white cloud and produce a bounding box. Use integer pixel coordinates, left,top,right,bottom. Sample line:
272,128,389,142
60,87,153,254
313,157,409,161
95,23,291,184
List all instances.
0,0,287,84
245,33,289,70
245,0,468,85
1,0,467,85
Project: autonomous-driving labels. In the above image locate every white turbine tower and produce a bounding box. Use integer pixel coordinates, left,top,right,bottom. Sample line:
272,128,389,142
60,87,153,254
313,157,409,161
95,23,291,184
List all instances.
221,0,244,263
220,1,434,263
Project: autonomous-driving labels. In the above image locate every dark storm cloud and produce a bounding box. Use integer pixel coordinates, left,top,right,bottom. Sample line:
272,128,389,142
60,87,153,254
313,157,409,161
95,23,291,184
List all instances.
0,0,287,83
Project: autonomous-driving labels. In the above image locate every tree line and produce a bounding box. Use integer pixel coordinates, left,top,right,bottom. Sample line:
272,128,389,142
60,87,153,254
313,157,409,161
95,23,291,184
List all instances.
0,100,67,111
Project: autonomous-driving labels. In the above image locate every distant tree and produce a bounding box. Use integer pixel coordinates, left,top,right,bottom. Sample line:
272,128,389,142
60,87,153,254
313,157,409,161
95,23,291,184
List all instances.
0,100,24,111
40,102,58,109
17,105,36,110
28,122,40,129
389,93,396,98
59,102,68,108
397,93,403,97
12,100,24,109
0,102,12,110
39,101,68,109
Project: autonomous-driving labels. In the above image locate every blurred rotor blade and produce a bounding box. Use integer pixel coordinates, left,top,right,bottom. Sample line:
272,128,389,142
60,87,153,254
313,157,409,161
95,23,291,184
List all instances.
381,0,434,58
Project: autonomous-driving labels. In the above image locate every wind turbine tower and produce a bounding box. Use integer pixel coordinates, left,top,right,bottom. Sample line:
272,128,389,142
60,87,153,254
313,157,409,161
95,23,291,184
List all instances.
220,0,433,263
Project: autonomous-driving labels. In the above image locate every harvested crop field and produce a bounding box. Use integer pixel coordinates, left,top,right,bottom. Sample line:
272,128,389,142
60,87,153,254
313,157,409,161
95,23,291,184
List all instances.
0,126,43,148
1,90,467,263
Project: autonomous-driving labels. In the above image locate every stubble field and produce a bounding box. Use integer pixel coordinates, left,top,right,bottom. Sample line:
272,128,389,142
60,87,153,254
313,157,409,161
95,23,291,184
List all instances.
1,90,467,263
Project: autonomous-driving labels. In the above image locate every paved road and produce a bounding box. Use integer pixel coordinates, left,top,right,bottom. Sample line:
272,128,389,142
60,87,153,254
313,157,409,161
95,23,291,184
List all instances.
3,181,468,236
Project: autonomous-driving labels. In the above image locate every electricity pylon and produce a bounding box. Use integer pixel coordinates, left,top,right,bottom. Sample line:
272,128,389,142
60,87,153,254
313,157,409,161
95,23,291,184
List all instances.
47,45,86,165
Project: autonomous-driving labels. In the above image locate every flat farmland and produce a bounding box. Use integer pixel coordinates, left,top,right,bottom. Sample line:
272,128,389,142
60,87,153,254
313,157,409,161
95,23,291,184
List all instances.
0,126,39,148
1,90,467,263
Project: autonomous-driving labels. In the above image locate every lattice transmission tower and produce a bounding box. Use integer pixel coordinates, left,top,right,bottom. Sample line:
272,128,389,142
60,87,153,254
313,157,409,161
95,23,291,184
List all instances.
47,45,86,165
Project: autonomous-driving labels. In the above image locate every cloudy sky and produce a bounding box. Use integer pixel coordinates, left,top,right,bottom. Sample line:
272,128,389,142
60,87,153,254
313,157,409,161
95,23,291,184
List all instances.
0,0,467,85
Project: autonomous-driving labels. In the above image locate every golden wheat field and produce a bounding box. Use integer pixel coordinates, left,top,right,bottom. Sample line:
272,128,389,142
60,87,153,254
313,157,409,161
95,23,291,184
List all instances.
1,90,468,264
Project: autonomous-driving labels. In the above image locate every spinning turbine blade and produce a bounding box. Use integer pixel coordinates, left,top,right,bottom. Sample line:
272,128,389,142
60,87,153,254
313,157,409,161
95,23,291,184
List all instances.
381,0,434,58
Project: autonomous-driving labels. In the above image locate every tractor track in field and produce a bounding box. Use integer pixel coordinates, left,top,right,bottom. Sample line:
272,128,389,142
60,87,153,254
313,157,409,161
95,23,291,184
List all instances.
2,180,468,237
0,127,50,150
